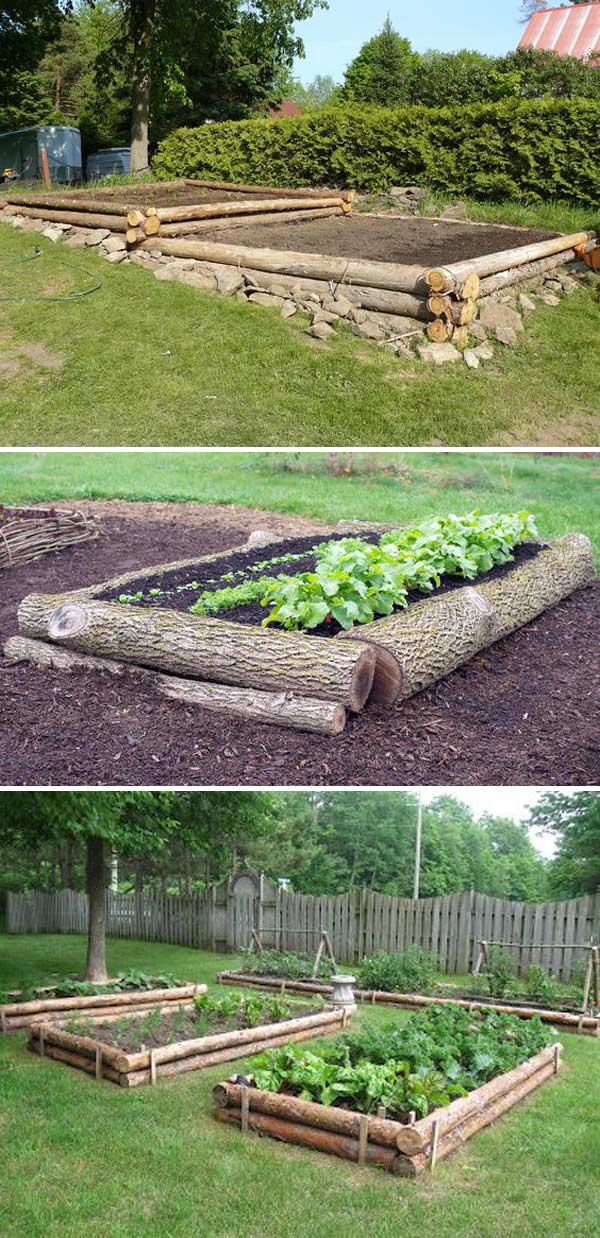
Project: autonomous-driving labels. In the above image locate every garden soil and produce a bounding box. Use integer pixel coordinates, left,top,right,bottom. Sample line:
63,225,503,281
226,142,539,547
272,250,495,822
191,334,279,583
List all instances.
0,504,597,787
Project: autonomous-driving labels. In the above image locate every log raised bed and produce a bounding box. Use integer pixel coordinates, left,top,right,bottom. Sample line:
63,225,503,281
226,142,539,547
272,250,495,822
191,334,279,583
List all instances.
213,1042,562,1175
0,982,206,1033
27,1003,351,1086
4,525,595,735
217,971,600,1036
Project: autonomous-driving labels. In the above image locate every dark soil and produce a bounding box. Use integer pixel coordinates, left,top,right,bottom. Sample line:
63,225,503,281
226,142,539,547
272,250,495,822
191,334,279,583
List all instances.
202,214,558,266
431,984,584,1014
79,1000,320,1053
99,535,545,640
1,505,598,787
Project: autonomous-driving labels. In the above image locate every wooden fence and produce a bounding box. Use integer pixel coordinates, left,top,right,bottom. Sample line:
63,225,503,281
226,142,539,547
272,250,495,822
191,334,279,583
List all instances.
6,877,600,981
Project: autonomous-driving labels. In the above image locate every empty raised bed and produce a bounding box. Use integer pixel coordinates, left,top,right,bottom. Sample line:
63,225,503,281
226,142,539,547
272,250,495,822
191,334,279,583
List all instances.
213,1004,562,1175
4,512,596,736
27,989,352,1086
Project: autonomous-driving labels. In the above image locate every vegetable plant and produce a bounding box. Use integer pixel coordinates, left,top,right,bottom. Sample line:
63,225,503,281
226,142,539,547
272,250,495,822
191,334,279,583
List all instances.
357,948,437,994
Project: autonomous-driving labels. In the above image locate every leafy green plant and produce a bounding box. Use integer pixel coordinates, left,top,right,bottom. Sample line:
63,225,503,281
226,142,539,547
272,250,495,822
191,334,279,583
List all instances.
357,948,437,994
482,948,518,1000
240,948,333,981
525,965,560,1007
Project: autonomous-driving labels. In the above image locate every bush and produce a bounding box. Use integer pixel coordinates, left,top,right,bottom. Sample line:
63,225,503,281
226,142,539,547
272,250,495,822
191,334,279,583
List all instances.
483,947,517,1000
241,948,334,981
357,948,437,993
525,964,560,1006
153,97,600,204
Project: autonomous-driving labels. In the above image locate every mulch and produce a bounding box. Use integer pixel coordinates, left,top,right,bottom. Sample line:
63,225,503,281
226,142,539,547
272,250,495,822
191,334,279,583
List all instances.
0,504,598,787
200,215,557,267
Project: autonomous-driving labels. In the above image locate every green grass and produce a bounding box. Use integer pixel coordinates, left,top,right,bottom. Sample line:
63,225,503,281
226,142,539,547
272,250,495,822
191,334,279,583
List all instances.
1,935,598,1238
1,450,598,553
1,219,599,447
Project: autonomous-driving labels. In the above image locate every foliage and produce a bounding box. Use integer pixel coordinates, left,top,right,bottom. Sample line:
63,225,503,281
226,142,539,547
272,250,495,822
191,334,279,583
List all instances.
252,1004,556,1119
260,511,537,631
530,791,600,896
524,964,560,1007
152,96,600,203
0,969,180,1004
357,948,437,994
239,947,334,981
342,17,416,107
483,947,518,1000
193,988,309,1030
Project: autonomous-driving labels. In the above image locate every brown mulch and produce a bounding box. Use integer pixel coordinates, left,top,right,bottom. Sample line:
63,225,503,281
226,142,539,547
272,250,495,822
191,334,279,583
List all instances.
0,504,598,787
200,215,557,266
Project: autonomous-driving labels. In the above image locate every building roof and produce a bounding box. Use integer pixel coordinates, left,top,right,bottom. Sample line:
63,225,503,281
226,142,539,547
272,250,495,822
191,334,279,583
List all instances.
268,100,302,119
519,2,600,58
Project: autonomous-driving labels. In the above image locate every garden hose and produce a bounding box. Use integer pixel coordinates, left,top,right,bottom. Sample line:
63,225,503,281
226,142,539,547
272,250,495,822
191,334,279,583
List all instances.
0,245,102,302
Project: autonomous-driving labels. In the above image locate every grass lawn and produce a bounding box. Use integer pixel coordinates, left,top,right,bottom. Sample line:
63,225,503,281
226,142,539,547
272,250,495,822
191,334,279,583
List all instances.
0,215,599,448
1,935,598,1238
1,450,598,553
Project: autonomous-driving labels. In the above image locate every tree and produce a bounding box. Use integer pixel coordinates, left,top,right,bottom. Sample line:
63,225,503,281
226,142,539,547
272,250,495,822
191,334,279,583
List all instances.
522,0,592,15
342,16,415,106
530,791,600,896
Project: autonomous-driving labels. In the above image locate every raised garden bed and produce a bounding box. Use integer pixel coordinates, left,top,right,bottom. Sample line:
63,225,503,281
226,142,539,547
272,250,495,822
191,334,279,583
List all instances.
27,990,352,1086
4,513,596,736
212,1005,562,1175
1,974,205,1033
0,505,98,570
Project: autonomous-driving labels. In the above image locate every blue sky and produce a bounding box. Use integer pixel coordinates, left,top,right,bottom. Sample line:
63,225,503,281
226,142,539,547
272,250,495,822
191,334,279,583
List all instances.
294,0,527,84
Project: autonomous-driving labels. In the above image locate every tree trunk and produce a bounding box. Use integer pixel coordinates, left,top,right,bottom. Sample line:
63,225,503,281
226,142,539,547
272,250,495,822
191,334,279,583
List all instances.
154,196,345,224
85,837,108,983
130,0,156,175
157,205,345,238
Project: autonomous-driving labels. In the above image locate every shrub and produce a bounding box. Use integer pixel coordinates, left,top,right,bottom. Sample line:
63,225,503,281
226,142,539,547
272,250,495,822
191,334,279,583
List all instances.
483,947,517,1000
152,97,600,204
525,964,560,1006
357,948,437,994
241,948,334,981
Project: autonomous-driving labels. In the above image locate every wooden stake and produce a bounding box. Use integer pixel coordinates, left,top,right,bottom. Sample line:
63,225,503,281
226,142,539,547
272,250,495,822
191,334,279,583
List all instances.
358,1115,368,1165
95,1047,102,1081
39,147,52,190
430,1119,440,1172
241,1085,250,1132
150,1050,157,1085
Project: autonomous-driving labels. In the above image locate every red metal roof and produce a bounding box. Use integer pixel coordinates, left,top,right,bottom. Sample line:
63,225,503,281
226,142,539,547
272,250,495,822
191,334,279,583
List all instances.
268,100,302,119
519,2,600,58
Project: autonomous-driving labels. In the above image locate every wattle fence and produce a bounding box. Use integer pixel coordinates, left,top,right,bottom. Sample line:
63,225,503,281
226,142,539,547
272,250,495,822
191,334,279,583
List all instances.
6,874,600,982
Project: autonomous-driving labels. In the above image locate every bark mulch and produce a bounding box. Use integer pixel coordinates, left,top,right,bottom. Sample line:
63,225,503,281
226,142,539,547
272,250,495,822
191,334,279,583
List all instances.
202,215,557,267
0,505,598,787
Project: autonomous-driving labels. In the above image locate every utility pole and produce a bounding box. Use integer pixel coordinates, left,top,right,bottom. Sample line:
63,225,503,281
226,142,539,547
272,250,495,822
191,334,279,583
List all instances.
413,797,422,900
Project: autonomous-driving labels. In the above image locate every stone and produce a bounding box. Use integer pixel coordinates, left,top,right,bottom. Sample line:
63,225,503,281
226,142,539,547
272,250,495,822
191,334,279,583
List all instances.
84,228,111,246
42,226,66,243
348,306,368,325
154,265,180,281
468,321,488,342
266,281,289,299
518,292,536,313
323,294,353,318
389,185,425,201
417,342,461,365
246,529,274,548
105,250,127,264
173,258,197,272
463,349,480,369
179,271,216,290
441,201,468,221
130,254,161,269
103,235,127,254
248,291,286,309
281,301,297,318
308,321,335,340
216,268,245,296
11,215,25,228
473,344,494,362
540,292,561,307
395,341,414,360
559,274,578,293
312,307,339,325
352,319,385,342
479,300,523,339
495,326,518,346
63,232,88,249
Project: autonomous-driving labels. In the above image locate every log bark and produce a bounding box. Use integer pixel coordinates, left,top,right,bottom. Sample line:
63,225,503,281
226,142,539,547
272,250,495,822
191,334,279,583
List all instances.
473,534,595,640
4,636,347,736
2,984,202,1019
426,231,592,293
143,237,430,294
213,1082,404,1150
28,1039,124,1084
154,197,345,224
218,971,331,996
184,178,354,202
157,206,344,238
215,1108,398,1170
7,205,127,231
478,249,576,297
5,195,134,216
7,999,196,1031
30,1021,125,1067
129,0,155,174
17,595,376,711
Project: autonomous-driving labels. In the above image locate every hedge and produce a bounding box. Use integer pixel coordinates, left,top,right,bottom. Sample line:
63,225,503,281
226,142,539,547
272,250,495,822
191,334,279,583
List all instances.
152,98,600,204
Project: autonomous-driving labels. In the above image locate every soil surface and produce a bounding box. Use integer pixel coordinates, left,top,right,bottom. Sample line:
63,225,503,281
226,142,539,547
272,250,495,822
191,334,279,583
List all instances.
1,504,598,787
99,535,544,640
431,985,584,1014
77,1000,321,1053
201,214,558,266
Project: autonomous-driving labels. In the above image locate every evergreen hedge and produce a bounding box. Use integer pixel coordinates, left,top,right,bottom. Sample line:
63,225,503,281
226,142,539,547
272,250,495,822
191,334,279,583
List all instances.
153,97,600,203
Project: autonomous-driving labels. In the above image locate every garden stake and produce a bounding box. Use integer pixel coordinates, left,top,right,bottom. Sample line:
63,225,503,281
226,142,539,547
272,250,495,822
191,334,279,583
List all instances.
95,1047,102,1081
358,1115,368,1166
241,1085,250,1133
150,1050,157,1085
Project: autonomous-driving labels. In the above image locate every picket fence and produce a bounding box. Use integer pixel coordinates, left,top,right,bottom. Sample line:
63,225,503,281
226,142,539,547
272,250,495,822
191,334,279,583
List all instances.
6,873,600,981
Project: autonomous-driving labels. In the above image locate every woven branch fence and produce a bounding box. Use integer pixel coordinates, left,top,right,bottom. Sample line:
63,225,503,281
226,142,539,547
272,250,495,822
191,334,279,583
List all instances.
7,873,600,982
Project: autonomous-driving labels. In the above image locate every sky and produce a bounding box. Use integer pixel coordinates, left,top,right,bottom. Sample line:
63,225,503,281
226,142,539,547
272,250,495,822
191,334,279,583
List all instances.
294,0,527,84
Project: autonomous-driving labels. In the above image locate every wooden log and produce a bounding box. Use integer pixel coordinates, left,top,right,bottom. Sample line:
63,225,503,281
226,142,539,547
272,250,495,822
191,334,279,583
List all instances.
3,984,202,1019
395,1045,559,1154
142,214,161,236
29,1022,125,1068
5,204,128,232
12,1000,196,1032
126,226,145,245
143,237,431,294
17,595,376,712
5,194,134,216
154,196,346,224
124,1008,344,1071
213,1082,404,1150
126,209,146,227
158,206,344,237
28,1038,124,1084
426,318,453,343
427,295,476,325
215,1107,398,1170
426,231,592,294
184,178,354,202
5,637,348,736
477,249,576,298
474,534,596,641
218,972,331,996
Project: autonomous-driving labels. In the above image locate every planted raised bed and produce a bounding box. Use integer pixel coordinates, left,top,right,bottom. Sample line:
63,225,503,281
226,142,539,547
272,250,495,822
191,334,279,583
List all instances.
1,973,205,1033
27,989,353,1086
4,513,596,736
213,1004,562,1175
